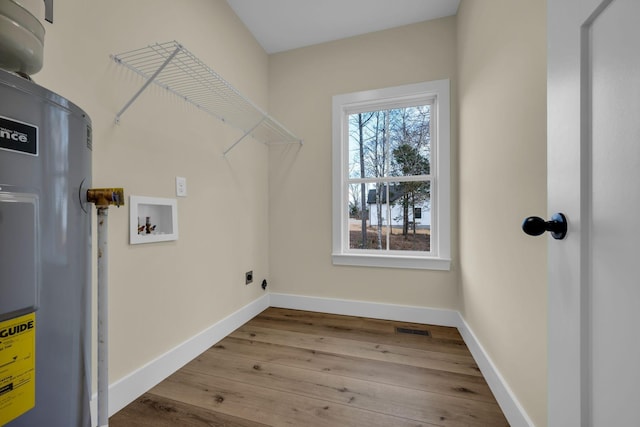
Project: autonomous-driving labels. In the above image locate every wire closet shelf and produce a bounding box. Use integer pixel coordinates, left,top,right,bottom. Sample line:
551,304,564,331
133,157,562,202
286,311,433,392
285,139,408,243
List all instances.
111,41,302,155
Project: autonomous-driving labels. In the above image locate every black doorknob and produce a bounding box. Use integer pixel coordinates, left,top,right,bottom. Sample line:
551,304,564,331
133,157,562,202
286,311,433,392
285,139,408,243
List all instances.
522,213,567,240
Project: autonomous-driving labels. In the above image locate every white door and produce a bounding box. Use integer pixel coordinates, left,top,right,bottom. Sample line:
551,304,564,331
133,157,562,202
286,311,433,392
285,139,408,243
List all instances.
548,0,640,425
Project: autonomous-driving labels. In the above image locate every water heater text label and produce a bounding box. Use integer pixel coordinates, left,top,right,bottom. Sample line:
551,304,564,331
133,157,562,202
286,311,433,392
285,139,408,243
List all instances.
0,312,36,426
0,320,34,338
0,116,38,156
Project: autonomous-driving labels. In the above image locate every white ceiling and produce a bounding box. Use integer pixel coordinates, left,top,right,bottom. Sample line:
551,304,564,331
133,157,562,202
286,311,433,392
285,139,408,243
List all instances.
226,0,460,54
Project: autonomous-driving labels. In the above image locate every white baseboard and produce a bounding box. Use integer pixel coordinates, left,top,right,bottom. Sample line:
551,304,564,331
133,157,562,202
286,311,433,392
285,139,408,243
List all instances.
91,293,270,425
96,292,533,427
456,316,535,427
269,292,460,327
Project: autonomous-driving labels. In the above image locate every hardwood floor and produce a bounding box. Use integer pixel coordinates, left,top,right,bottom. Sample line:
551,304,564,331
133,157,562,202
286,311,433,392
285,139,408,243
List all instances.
110,308,509,426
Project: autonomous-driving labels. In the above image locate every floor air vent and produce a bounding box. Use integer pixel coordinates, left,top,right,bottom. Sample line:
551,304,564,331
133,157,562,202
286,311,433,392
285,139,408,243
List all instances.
395,327,430,336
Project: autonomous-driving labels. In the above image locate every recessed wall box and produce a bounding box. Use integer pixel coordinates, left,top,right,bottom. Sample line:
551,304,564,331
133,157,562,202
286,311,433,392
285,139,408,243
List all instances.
129,195,178,244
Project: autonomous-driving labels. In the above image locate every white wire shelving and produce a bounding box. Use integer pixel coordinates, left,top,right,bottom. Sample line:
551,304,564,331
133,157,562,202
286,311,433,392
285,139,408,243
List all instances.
111,41,302,155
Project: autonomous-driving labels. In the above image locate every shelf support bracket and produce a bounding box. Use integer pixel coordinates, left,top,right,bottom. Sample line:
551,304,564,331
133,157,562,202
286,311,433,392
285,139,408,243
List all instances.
223,117,266,156
115,45,182,124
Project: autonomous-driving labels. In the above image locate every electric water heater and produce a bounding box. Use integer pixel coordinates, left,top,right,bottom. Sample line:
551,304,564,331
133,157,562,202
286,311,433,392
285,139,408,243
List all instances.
0,69,92,426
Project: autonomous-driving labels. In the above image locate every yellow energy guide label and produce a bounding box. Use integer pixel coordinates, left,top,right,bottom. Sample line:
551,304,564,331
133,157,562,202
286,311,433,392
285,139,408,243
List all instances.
0,312,35,426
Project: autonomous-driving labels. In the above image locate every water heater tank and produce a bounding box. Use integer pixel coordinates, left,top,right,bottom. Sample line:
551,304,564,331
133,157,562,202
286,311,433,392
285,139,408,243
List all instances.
0,0,45,75
0,69,92,426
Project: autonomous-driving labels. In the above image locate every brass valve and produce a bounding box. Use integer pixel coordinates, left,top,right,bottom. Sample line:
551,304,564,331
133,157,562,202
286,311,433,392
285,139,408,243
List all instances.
87,188,125,208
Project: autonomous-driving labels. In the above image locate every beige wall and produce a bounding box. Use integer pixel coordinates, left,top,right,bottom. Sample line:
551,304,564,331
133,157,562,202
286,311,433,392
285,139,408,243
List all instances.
457,1,547,425
268,17,459,309
35,0,271,383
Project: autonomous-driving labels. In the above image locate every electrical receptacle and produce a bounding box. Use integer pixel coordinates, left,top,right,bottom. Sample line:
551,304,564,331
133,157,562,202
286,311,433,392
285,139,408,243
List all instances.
245,271,253,285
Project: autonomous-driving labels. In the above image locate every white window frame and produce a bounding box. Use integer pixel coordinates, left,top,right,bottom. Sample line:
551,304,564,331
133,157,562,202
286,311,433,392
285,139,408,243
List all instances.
332,80,451,270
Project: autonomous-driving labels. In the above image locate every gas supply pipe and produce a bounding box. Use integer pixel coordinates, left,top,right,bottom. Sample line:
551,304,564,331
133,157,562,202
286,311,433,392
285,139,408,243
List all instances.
86,188,124,427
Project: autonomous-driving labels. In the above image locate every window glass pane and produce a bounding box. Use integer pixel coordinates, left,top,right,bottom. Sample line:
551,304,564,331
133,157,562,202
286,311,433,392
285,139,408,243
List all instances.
349,181,431,252
349,180,431,252
349,106,431,180
389,106,431,176
348,111,389,179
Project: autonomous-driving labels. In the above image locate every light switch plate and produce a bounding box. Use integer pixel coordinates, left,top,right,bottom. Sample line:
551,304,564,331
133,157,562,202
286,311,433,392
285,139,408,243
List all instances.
176,176,187,197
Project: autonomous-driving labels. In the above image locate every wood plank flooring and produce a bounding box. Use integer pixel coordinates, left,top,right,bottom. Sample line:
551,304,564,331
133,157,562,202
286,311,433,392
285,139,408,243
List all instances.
110,308,509,426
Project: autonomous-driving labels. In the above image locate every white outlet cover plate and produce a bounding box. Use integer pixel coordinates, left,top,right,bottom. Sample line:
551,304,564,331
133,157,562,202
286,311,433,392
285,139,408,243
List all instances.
176,176,187,197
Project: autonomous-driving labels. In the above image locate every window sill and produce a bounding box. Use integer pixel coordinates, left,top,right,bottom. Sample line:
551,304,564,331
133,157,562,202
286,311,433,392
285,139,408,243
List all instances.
332,253,451,271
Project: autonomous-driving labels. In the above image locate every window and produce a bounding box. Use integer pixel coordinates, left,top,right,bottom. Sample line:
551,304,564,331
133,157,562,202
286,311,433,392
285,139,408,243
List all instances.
332,80,450,270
